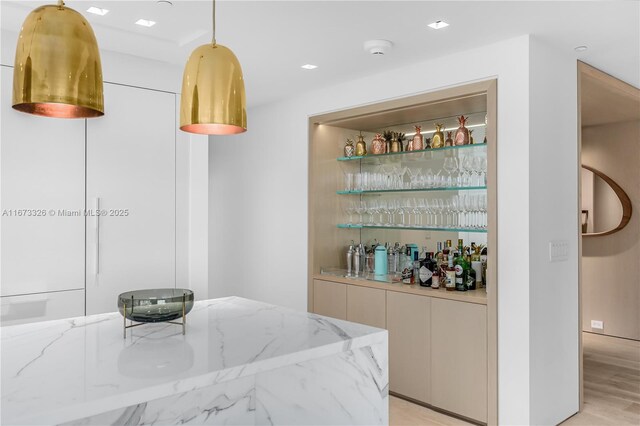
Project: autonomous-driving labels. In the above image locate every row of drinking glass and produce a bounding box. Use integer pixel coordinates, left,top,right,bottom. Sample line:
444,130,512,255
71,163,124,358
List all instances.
344,195,488,229
343,156,487,191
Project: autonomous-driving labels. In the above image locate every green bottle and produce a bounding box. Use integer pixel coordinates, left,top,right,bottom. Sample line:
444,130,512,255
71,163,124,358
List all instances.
454,240,468,291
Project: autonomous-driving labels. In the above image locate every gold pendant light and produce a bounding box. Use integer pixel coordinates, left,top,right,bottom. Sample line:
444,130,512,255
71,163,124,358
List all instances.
180,0,246,135
12,0,104,118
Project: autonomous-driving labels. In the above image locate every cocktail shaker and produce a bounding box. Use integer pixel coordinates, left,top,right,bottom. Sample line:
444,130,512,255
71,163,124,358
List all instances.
354,246,361,277
346,242,355,277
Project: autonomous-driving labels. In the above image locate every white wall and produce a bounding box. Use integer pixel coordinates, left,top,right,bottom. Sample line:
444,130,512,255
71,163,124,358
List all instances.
209,34,580,424
528,38,580,425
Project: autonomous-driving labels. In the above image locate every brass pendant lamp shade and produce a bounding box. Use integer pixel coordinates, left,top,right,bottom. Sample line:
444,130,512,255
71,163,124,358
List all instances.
12,1,104,118
180,0,246,135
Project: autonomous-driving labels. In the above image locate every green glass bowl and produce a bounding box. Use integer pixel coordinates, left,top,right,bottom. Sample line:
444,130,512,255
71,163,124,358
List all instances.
118,289,194,323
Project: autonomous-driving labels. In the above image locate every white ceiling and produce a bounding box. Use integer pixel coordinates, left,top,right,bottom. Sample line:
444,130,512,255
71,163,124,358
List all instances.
2,1,638,108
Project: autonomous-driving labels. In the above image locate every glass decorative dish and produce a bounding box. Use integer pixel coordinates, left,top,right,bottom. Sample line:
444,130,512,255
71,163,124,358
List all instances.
118,289,194,338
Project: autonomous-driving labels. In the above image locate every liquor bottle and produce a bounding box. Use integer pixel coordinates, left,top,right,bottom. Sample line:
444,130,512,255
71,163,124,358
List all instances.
481,246,488,288
445,254,456,291
401,247,413,284
435,241,443,268
419,252,433,287
412,251,420,284
466,251,477,290
429,252,440,289
439,242,450,284
454,240,468,291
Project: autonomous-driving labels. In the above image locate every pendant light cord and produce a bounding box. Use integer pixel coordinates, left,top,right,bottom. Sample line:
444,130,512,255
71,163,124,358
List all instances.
211,0,216,45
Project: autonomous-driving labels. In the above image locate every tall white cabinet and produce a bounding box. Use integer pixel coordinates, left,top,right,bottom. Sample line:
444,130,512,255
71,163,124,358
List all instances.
85,83,176,315
1,66,184,324
0,66,85,324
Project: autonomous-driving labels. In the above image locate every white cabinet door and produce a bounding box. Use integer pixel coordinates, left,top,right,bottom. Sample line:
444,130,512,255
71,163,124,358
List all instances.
1,289,85,326
86,83,176,315
0,66,86,297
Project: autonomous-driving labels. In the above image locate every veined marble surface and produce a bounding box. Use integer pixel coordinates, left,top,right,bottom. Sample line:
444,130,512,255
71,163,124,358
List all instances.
1,297,387,425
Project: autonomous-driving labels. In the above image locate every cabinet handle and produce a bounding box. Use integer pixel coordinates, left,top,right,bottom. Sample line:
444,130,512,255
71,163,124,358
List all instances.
95,197,100,276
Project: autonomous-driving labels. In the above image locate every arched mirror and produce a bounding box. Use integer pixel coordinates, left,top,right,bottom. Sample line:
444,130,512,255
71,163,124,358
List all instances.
581,165,632,236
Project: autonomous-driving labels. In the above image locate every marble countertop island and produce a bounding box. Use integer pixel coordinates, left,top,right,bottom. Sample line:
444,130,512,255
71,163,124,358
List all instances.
1,297,388,425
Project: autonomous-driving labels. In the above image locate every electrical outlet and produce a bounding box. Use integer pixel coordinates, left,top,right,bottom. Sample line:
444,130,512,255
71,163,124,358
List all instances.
424,232,431,240
549,240,569,262
591,320,604,330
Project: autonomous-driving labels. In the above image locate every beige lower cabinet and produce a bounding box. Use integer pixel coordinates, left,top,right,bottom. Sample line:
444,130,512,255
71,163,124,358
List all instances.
430,298,488,423
386,291,431,403
346,285,386,328
312,279,347,320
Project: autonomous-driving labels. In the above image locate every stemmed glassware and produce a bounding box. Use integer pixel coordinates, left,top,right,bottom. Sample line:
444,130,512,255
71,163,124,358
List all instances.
345,200,356,224
479,157,488,186
354,201,366,225
442,157,457,188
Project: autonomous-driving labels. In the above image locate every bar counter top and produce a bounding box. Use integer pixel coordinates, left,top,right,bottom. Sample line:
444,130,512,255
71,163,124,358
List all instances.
315,273,488,305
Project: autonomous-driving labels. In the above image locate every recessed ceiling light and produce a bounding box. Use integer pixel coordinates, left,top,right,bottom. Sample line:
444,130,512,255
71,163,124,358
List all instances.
574,45,588,52
157,0,173,6
135,19,156,27
428,20,449,30
301,64,318,70
86,6,109,16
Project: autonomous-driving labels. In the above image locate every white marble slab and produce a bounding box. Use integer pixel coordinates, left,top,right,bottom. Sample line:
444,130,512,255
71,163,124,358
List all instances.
1,297,387,425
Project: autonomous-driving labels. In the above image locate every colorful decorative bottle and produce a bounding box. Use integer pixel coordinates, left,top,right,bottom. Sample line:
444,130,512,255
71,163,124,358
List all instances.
391,133,401,153
411,125,424,151
355,132,367,156
445,131,453,147
454,115,470,146
397,133,406,152
344,138,355,157
371,133,386,155
383,131,393,153
431,123,445,148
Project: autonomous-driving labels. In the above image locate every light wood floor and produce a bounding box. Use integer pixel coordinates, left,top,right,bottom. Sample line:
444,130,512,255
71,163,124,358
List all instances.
390,332,640,425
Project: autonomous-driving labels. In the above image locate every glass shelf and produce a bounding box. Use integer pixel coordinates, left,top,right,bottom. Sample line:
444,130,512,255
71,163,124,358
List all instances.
337,143,487,164
337,224,488,233
337,186,486,195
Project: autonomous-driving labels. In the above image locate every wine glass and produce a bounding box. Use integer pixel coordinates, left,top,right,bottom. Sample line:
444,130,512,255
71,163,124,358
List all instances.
450,196,460,228
468,195,479,228
423,199,433,227
389,199,400,226
479,157,488,186
345,200,356,225
479,194,488,229
460,157,472,187
355,200,366,225
411,198,421,226
443,157,458,188
432,198,443,228
366,199,378,225
402,199,413,227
